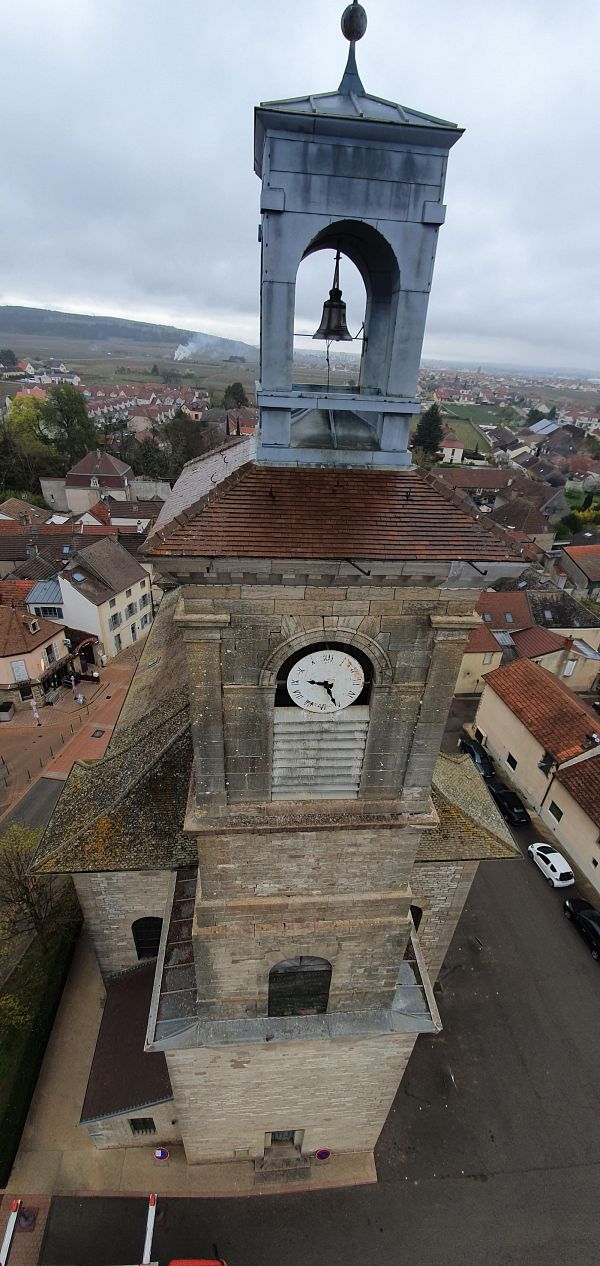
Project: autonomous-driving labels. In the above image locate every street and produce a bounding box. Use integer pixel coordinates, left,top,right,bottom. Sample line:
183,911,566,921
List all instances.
40,851,600,1266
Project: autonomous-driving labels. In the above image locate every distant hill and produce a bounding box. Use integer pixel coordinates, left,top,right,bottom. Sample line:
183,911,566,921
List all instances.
0,305,257,361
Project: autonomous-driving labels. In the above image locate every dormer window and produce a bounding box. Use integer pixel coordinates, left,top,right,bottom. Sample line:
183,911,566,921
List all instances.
28,619,39,634
483,613,492,623
505,613,513,624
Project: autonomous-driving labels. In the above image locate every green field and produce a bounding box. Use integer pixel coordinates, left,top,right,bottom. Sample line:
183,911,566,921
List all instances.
410,413,490,453
444,403,508,426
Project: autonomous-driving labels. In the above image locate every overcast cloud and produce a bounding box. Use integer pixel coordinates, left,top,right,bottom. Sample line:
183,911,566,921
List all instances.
1,0,599,372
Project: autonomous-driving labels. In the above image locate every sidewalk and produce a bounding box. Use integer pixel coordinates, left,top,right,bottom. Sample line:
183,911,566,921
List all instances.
0,646,142,823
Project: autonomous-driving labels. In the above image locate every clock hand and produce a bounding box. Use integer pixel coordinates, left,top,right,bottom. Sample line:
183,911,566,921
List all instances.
308,679,337,706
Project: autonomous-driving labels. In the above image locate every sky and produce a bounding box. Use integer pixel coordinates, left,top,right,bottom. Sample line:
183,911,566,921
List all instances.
1,0,600,373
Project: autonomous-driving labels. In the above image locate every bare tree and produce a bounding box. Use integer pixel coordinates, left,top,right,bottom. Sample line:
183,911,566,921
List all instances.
0,825,55,951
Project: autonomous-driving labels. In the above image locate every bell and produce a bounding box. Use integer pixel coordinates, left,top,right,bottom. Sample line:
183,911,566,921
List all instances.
313,250,353,341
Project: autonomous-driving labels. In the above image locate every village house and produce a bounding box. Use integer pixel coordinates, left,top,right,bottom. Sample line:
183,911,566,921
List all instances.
474,659,600,896
0,604,70,704
489,498,555,551
52,537,153,661
456,588,600,694
560,545,600,600
0,497,51,526
440,432,463,464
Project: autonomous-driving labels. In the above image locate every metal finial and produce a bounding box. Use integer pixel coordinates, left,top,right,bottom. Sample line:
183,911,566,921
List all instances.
341,2,367,42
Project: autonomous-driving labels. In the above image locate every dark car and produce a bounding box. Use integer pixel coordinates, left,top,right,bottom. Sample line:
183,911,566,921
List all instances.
564,896,600,961
488,780,531,826
458,735,495,780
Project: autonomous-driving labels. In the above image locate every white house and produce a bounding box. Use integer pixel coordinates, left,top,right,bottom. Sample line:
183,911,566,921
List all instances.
440,432,463,464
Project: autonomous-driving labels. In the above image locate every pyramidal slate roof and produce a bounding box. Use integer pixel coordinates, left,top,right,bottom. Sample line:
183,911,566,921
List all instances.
260,43,461,135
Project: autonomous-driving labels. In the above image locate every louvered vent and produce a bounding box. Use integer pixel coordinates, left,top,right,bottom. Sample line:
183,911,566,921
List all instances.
271,706,369,801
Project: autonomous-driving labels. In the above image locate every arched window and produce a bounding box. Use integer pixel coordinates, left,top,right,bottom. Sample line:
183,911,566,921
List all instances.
268,956,332,1017
132,917,163,960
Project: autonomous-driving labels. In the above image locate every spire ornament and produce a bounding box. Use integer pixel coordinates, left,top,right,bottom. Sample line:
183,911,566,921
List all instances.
341,2,367,42
339,3,367,95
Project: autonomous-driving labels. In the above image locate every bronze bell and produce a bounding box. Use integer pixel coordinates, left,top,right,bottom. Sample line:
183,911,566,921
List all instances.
313,250,353,341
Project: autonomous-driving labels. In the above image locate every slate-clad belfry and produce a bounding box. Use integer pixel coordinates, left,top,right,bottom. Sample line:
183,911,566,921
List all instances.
38,3,523,1185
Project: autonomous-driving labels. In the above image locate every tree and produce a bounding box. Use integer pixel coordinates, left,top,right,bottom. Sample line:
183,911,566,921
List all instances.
0,825,56,951
0,348,17,368
413,403,444,458
151,363,160,377
164,407,226,480
547,405,558,420
586,435,600,459
223,381,248,410
1,402,63,495
134,438,171,481
38,383,97,467
526,407,544,427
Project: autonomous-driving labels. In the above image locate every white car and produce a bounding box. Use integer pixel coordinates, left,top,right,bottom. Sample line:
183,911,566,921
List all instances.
527,843,575,888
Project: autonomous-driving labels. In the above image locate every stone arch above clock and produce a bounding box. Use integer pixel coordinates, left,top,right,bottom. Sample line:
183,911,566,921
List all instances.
259,626,392,688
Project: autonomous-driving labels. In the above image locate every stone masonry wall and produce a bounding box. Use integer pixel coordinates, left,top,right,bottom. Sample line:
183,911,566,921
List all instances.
194,891,410,1016
166,1031,416,1162
83,1100,181,1151
178,584,478,817
197,824,423,900
411,860,479,982
73,870,171,978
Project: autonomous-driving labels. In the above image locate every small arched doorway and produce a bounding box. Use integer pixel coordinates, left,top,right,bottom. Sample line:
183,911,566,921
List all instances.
268,956,332,1017
132,917,163,960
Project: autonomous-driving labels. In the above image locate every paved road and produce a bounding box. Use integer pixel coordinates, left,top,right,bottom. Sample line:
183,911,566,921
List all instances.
40,853,600,1266
0,776,64,832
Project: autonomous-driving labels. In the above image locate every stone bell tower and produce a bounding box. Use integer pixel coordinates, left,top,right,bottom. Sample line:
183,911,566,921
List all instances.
255,0,462,466
139,3,520,1183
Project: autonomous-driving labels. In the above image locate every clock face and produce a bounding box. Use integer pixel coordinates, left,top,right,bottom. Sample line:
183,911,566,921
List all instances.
287,648,364,713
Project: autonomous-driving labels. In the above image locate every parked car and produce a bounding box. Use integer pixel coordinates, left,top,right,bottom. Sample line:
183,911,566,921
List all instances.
458,735,495,780
563,896,600,959
489,780,531,826
528,842,575,887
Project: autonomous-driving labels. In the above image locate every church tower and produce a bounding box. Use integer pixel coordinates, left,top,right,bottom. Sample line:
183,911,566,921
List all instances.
40,4,524,1185
136,4,520,1179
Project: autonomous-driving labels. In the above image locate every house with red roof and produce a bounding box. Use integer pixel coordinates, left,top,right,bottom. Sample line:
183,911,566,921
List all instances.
560,545,600,600
64,451,133,514
475,659,600,895
440,432,464,464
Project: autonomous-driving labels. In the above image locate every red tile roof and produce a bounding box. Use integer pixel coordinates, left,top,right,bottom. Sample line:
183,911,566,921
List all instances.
563,545,600,583
0,497,50,525
145,464,524,562
483,659,600,763
510,625,567,659
0,605,64,658
556,756,600,828
465,623,501,653
476,590,531,629
0,579,36,606
85,501,111,525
